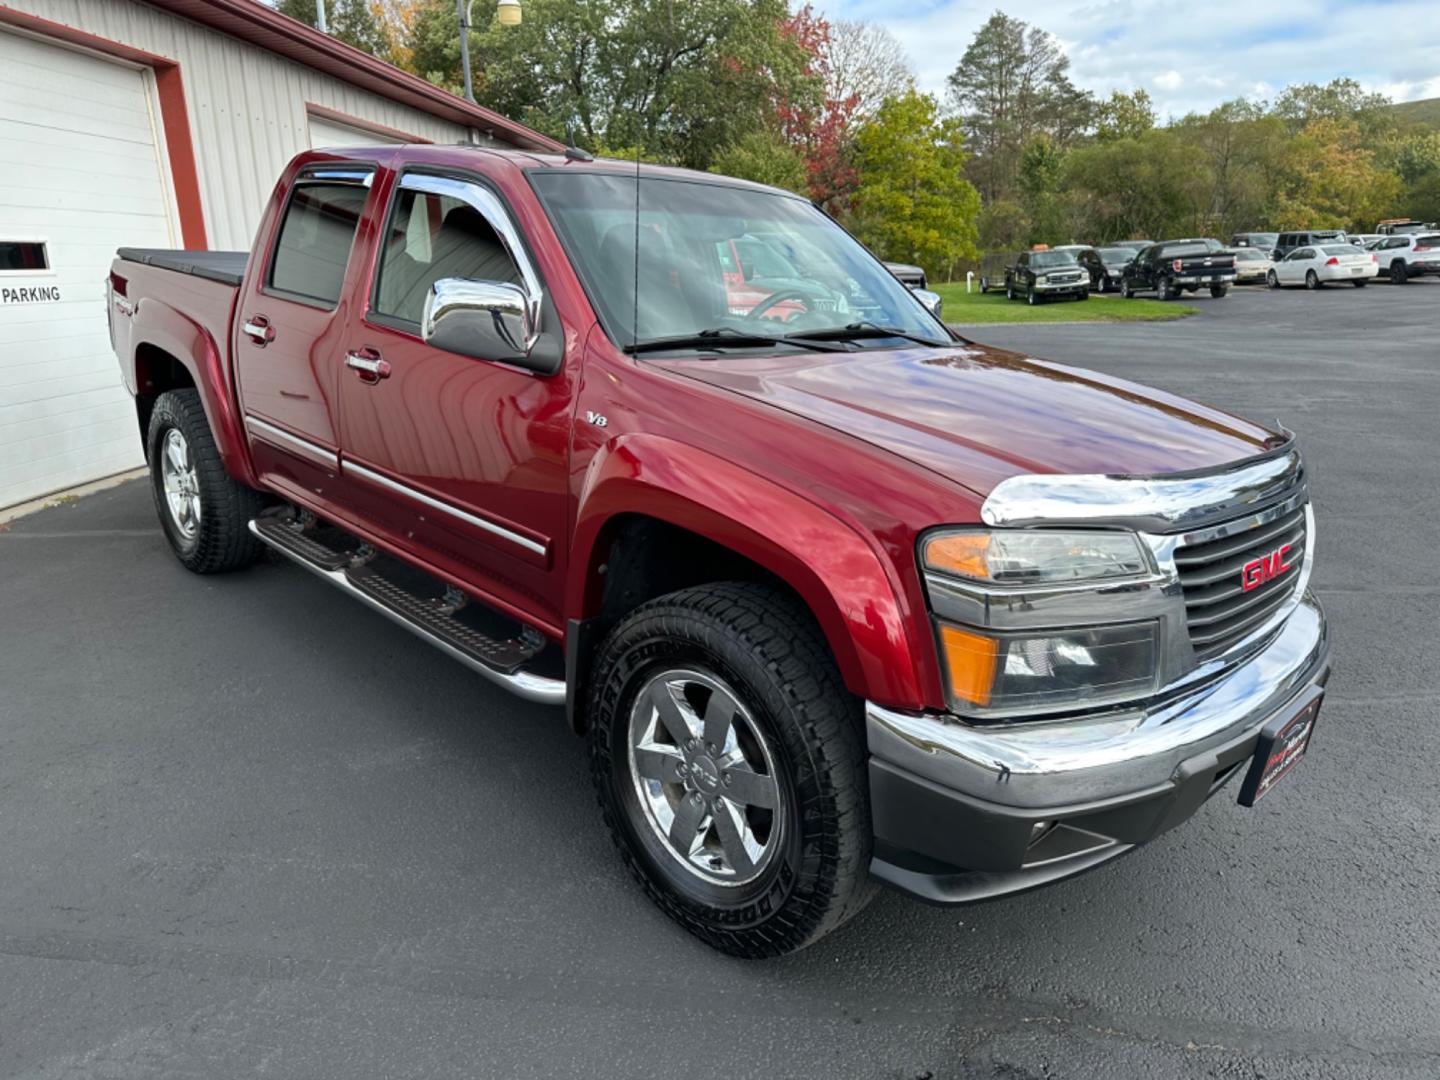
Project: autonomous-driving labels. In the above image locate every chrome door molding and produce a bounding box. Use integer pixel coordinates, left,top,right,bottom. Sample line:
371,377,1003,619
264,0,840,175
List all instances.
342,459,547,557
245,415,339,471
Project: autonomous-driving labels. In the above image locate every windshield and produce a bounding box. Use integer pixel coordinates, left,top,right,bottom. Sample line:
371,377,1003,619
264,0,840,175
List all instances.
1028,251,1078,268
1097,247,1133,264
531,172,945,351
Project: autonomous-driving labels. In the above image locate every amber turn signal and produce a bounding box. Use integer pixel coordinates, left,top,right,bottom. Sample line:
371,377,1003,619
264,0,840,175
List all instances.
937,624,999,707
924,533,992,580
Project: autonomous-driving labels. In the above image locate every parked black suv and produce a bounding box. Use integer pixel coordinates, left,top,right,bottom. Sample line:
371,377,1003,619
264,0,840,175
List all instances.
1003,249,1089,304
1121,239,1237,300
1077,246,1138,293
1273,230,1346,261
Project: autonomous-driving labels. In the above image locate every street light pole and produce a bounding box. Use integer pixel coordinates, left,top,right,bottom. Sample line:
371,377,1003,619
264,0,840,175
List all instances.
457,0,475,103
316,0,328,34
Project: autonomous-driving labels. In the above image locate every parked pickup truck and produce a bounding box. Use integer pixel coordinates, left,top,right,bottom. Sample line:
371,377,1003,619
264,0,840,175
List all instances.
1121,239,1237,300
109,147,1329,957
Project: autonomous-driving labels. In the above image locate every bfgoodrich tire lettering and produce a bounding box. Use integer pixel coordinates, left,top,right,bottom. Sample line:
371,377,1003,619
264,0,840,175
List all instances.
146,389,265,574
587,582,875,957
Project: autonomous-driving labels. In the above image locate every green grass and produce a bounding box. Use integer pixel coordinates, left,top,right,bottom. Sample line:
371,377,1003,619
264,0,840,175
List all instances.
933,282,1196,324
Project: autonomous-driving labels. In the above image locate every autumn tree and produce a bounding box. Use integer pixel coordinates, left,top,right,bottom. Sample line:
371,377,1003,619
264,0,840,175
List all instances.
850,91,980,280
946,12,1095,203
1270,118,1404,230
278,0,390,57
821,19,914,121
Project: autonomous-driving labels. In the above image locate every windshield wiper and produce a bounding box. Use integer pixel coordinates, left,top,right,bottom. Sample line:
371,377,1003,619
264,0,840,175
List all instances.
784,321,949,348
624,327,845,355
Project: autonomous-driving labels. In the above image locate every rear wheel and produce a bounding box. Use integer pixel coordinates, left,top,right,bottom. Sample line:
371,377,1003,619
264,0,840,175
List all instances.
1305,270,1320,290
1353,279,1367,288
588,583,875,957
1390,260,1407,284
1120,278,1133,299
979,276,990,294
1157,277,1174,301
146,389,265,574
1210,284,1229,298
1005,280,1015,301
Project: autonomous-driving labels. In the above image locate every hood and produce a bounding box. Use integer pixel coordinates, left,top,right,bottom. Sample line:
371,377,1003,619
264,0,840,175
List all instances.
650,342,1284,498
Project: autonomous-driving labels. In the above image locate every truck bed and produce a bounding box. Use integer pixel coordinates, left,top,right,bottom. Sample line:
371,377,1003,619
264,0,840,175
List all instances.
116,248,248,287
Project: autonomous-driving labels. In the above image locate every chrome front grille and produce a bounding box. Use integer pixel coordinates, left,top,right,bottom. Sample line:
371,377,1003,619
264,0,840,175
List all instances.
1175,504,1307,660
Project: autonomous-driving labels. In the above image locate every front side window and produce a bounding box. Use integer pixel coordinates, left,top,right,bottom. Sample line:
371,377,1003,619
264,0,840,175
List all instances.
373,185,521,325
268,180,368,306
531,172,944,351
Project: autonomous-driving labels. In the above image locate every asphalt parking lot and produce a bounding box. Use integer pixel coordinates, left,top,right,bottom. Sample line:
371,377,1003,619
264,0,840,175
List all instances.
2,278,1437,1079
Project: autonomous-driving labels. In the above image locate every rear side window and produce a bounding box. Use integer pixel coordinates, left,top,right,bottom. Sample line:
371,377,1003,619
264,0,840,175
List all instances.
373,187,521,326
268,181,369,307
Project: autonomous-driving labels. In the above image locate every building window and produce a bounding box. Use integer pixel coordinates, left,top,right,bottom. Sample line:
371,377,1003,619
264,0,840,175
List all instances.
0,241,48,272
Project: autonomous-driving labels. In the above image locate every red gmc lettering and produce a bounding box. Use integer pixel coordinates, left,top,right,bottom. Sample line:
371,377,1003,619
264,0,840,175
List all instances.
1241,543,1294,592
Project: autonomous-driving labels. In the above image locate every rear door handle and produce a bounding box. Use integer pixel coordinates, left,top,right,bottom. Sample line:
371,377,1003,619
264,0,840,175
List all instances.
345,350,391,382
242,315,274,346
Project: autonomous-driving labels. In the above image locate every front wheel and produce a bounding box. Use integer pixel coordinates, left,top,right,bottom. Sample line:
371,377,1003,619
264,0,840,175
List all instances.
1005,280,1015,301
587,583,875,957
1120,278,1133,299
979,276,990,294
146,389,265,573
1268,270,1280,289
1075,289,1089,301
1026,285,1038,305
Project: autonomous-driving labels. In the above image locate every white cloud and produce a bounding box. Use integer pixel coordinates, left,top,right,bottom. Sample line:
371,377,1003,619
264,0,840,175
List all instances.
820,0,1440,119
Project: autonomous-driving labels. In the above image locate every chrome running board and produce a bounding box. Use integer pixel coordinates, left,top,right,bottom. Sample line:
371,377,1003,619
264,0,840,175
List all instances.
248,517,565,706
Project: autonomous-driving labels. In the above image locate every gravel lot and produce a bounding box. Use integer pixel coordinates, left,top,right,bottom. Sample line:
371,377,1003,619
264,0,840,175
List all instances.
2,280,1436,1078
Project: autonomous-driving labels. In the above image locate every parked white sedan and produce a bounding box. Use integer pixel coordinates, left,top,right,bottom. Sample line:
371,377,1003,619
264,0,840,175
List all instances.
1267,244,1378,289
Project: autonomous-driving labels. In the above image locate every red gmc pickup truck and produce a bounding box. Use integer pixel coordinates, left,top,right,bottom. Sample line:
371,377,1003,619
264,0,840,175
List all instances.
109,146,1328,957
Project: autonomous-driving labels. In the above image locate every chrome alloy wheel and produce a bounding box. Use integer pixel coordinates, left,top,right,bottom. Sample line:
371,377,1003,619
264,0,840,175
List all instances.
627,668,782,887
160,427,201,539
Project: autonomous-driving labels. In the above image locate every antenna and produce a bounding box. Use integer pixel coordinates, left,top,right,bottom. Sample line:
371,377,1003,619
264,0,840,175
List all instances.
564,124,593,163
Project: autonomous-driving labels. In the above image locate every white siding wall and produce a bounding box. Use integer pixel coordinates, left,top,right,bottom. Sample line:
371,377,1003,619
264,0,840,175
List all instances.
8,0,481,250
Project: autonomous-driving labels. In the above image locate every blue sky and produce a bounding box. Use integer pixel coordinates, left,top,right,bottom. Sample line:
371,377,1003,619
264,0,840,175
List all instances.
823,1,1440,119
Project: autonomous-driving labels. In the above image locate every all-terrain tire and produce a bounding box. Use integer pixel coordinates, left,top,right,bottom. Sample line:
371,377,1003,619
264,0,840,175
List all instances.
146,389,265,573
587,582,876,957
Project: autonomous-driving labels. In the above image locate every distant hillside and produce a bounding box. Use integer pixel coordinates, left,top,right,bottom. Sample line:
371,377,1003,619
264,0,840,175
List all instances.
1389,97,1440,129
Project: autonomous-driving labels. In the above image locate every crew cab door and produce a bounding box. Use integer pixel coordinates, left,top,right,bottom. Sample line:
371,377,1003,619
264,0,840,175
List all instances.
337,169,574,628
234,165,376,502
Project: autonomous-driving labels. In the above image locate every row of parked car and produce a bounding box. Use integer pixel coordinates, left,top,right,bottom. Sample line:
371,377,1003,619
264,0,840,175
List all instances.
980,221,1440,304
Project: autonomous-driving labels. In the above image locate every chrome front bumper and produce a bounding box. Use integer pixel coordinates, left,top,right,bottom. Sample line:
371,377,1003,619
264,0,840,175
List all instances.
868,593,1327,811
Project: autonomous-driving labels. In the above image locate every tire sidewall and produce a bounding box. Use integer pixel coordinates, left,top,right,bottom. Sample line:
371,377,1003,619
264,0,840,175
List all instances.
588,596,862,953
147,397,203,561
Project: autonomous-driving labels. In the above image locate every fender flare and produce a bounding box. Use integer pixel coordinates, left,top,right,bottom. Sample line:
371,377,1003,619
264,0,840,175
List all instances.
130,298,258,487
568,434,929,709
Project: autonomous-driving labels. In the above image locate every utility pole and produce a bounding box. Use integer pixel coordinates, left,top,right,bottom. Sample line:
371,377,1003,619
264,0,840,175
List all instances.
316,0,328,34
457,0,476,103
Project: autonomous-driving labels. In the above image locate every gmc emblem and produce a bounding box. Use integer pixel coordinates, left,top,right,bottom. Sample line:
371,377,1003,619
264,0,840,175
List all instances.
1242,544,1294,592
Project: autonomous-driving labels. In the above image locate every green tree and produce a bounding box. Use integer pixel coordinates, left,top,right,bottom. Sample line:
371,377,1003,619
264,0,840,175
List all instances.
850,91,981,280
1062,129,1207,241
1272,79,1393,138
1017,134,1065,243
1095,89,1155,142
406,0,817,170
945,12,1095,203
279,0,389,56
1170,100,1288,236
710,131,808,194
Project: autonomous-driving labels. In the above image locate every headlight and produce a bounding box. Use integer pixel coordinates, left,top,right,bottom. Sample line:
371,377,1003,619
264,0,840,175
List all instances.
924,529,1150,585
923,529,1160,719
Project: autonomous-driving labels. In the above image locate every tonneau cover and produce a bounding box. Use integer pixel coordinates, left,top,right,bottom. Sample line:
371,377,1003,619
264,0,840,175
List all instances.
116,248,248,287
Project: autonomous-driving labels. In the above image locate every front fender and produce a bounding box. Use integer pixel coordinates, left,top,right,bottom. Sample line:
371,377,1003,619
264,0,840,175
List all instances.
569,434,928,708
129,296,256,487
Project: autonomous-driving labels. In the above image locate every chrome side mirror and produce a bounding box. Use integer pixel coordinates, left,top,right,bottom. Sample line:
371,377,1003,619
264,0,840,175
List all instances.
422,277,538,366
911,286,943,320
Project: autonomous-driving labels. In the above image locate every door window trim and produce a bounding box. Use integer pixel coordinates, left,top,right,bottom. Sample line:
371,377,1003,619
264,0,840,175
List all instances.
260,164,377,311
364,167,545,340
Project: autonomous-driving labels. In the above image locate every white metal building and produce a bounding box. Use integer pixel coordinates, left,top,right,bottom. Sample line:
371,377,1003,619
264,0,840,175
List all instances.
0,0,559,508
